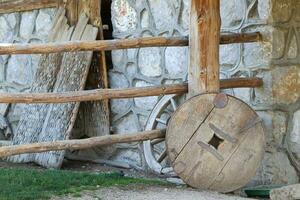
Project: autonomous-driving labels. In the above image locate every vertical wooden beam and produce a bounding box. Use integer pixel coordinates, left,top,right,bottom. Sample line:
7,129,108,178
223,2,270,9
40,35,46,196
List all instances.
64,0,78,26
189,0,221,97
78,0,109,88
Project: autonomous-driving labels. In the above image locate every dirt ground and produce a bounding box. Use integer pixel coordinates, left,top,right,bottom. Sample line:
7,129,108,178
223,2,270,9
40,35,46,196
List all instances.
52,185,255,200
0,160,256,200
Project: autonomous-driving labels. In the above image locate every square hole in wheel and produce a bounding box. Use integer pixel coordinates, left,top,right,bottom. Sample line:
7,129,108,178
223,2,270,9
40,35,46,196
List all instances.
208,134,224,150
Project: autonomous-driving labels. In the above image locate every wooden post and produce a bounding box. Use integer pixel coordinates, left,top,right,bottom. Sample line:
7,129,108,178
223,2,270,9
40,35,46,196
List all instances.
189,0,221,96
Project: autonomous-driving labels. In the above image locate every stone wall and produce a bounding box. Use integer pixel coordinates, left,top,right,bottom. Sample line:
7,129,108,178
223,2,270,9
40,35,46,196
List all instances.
0,0,299,187
110,0,300,185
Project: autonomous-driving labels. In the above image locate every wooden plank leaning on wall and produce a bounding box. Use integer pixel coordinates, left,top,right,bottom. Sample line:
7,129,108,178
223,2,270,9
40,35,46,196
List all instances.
63,0,110,138
0,0,111,138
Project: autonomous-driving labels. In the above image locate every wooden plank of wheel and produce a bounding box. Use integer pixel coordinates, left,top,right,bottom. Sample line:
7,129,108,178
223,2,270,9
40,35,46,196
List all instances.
165,0,265,193
166,93,265,192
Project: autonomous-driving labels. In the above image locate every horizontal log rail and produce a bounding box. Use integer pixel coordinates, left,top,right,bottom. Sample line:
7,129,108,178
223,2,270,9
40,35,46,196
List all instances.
0,33,262,55
0,129,166,158
0,0,61,14
0,78,263,104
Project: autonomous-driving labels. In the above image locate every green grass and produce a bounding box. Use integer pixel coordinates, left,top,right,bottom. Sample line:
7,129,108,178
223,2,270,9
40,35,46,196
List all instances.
0,168,168,200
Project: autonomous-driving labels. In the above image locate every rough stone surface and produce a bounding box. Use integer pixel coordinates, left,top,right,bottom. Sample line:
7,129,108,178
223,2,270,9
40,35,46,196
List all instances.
270,184,300,200
257,111,288,149
250,152,299,186
272,66,300,105
138,47,162,77
134,80,158,111
35,9,55,39
290,110,300,147
165,47,188,76
114,113,139,134
0,16,14,42
109,71,131,114
20,11,38,39
111,0,137,33
6,55,35,85
148,0,177,31
220,0,244,28
111,149,142,169
0,9,56,139
220,44,239,67
272,0,292,23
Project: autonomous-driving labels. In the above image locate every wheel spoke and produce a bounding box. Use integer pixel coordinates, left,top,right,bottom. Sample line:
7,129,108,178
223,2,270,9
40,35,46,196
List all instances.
170,98,177,111
144,95,182,175
156,118,167,125
161,167,176,176
157,149,167,163
151,138,165,145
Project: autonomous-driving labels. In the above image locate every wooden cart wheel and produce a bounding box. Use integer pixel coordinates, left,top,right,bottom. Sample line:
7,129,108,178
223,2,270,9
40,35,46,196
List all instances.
166,93,265,193
143,94,184,175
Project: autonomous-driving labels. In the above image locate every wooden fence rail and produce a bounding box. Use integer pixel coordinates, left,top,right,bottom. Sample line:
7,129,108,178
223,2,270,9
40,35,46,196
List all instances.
0,0,61,14
0,33,261,55
0,129,166,158
0,78,263,104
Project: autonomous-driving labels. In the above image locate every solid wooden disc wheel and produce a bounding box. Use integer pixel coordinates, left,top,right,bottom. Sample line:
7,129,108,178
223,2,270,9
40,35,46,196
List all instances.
166,93,265,193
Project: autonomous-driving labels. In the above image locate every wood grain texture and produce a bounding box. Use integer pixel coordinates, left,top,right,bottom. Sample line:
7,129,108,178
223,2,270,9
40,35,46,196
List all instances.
0,33,262,55
34,13,98,168
9,11,99,168
0,0,60,14
64,0,78,26
0,129,166,158
0,78,263,104
166,93,265,192
75,0,110,138
189,0,221,96
9,8,72,164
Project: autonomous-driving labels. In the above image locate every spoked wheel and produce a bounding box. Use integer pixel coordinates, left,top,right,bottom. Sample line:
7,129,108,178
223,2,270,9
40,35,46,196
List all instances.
143,94,184,176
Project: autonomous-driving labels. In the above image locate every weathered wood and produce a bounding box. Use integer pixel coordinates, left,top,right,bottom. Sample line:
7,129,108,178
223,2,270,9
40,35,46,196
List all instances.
221,32,262,44
75,0,110,139
0,129,166,158
0,0,60,14
33,13,98,168
0,103,10,116
166,93,265,192
9,11,99,168
220,77,263,89
189,0,221,96
0,140,12,147
0,78,263,104
0,33,262,55
64,0,78,26
0,115,12,139
9,8,72,164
